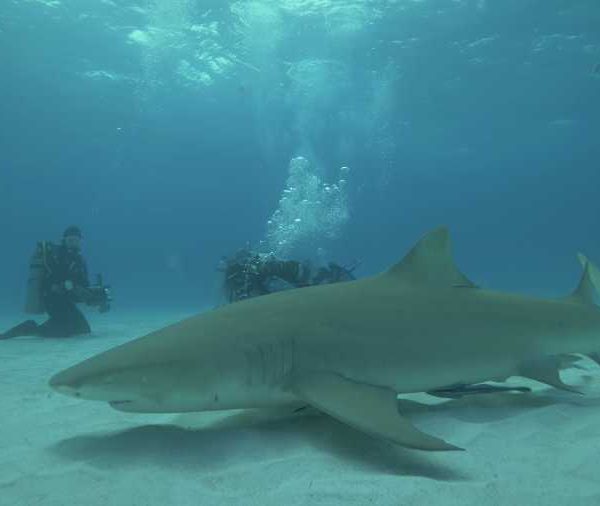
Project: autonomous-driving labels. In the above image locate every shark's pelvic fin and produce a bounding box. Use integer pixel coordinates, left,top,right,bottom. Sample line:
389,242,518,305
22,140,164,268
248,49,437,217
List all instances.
292,372,463,451
387,227,477,288
558,353,586,369
518,357,583,394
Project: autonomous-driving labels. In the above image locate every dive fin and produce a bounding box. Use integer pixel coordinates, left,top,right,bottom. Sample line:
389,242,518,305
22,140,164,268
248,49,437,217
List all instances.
292,372,463,451
518,357,583,394
386,227,477,289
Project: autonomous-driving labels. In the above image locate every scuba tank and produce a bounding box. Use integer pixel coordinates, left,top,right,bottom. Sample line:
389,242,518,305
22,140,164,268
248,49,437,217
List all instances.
24,241,50,314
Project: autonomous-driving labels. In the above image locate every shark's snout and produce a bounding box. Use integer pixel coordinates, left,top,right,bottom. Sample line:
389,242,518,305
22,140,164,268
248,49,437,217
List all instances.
49,368,84,398
48,347,201,410
48,341,149,403
48,355,122,402
51,383,82,398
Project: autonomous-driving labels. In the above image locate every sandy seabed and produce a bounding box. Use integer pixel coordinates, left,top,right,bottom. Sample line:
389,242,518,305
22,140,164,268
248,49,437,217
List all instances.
1,310,600,506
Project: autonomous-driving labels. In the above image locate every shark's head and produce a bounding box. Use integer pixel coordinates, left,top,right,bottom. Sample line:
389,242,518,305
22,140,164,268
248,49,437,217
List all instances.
48,327,243,413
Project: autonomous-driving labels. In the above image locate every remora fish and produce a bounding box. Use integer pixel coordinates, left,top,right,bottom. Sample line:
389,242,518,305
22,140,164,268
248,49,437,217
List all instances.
49,228,600,451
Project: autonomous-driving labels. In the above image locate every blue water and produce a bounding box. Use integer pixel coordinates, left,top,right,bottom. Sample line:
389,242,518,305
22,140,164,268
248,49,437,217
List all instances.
1,0,599,314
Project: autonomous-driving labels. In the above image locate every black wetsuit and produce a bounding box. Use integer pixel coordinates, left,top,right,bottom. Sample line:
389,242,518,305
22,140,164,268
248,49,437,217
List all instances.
221,250,356,304
1,244,91,339
223,255,310,303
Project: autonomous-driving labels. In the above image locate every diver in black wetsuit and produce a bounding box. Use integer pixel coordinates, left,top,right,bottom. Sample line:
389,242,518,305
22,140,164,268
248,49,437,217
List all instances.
1,226,95,339
219,249,357,304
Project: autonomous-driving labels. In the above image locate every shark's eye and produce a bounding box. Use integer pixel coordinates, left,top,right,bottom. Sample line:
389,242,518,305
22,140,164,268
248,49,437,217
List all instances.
99,374,120,386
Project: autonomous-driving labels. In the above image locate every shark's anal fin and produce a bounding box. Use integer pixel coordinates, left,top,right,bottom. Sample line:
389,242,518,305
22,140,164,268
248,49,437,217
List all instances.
291,372,463,452
518,357,583,394
587,352,600,367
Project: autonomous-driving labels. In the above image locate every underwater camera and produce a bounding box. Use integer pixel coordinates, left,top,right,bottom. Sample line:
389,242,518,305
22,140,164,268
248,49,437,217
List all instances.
86,274,112,313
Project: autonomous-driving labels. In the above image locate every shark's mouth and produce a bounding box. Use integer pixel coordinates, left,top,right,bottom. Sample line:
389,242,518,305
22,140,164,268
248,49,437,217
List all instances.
108,399,168,413
109,400,133,407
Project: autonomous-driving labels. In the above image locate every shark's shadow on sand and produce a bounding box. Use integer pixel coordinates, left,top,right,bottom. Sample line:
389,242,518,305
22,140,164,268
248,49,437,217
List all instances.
50,387,599,480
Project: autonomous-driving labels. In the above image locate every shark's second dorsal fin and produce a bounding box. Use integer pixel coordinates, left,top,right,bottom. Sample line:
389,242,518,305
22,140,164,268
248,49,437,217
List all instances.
569,253,598,305
387,227,477,288
578,253,600,292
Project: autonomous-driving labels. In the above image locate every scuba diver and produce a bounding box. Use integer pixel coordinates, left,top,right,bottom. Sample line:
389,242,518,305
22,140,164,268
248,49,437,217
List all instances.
0,225,111,340
219,248,357,304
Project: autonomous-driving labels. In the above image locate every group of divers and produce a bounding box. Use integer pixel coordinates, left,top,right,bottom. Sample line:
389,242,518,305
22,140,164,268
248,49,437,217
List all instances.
0,225,357,340
1,225,538,401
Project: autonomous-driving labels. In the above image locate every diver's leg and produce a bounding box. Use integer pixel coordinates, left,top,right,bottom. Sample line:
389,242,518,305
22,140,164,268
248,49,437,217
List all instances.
37,295,66,338
0,320,40,339
37,295,89,338
36,316,65,338
68,304,91,336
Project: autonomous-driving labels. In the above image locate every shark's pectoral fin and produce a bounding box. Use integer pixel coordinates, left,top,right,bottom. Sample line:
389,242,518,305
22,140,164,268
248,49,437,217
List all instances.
291,372,463,451
518,357,583,394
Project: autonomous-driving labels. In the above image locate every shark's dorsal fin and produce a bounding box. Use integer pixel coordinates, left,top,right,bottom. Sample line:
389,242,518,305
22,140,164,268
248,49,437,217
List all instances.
387,227,477,288
578,253,600,292
569,254,597,305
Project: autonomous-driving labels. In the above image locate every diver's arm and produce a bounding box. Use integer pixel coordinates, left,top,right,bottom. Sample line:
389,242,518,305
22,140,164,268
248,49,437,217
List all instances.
78,258,90,288
63,255,91,301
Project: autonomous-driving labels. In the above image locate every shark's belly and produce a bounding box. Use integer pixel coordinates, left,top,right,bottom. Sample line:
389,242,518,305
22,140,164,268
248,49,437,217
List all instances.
294,321,533,394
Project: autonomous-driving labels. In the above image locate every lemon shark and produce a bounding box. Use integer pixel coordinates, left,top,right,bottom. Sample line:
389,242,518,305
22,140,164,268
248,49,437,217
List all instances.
49,228,600,451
